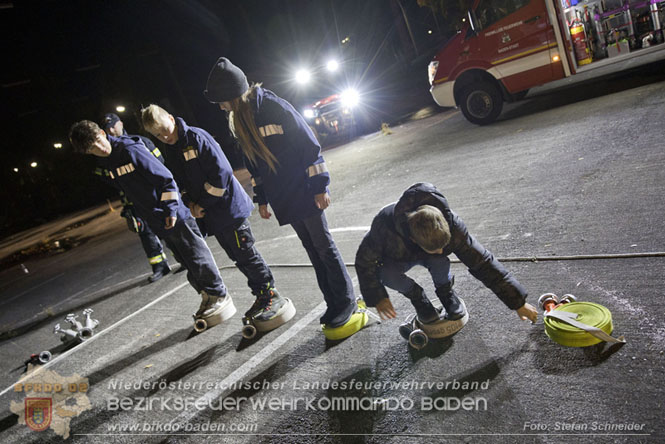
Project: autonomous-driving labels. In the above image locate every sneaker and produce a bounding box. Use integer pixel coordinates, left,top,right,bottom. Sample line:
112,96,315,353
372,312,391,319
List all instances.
321,300,358,328
405,285,440,324
245,288,287,322
195,291,210,317
435,278,466,321
201,293,232,318
148,261,171,283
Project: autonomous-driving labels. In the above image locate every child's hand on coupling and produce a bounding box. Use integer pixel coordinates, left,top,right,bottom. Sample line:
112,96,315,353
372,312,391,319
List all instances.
517,303,538,324
314,192,330,210
376,298,397,320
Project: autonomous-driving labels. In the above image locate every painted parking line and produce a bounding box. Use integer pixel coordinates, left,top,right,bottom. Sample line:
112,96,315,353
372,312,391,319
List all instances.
170,300,327,425
0,281,189,398
254,226,370,246
169,275,359,427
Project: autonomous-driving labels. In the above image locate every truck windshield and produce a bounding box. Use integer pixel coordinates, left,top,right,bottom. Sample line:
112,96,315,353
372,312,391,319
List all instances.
475,0,530,30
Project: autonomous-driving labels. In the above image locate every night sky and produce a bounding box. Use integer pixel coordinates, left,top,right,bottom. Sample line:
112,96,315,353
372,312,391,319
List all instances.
1,0,447,237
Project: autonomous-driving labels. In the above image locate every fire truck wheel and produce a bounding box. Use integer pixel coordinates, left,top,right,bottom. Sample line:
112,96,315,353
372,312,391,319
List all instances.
459,81,503,125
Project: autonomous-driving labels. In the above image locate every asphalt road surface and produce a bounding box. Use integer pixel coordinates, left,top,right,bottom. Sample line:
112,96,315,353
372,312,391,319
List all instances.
1,60,664,443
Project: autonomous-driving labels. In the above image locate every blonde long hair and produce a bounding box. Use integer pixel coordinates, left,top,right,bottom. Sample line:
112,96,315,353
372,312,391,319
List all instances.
229,83,279,173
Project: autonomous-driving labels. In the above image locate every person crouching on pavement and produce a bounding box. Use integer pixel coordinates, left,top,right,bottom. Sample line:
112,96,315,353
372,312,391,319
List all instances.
140,104,288,327
203,57,360,332
101,112,172,283
69,120,233,319
355,182,538,324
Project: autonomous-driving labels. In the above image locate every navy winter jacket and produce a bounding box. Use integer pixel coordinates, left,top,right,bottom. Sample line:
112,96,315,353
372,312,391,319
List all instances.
244,87,330,226
355,183,528,309
95,135,191,237
96,134,165,209
163,117,253,234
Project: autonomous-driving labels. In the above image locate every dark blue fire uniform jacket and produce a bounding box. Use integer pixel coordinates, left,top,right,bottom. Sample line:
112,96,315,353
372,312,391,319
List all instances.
95,135,191,237
164,117,253,235
96,134,166,209
355,182,528,309
244,87,330,226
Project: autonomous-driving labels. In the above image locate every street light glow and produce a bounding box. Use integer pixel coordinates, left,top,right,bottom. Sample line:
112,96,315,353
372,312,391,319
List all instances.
326,60,339,72
30,162,38,168
13,168,19,173
53,143,63,149
295,69,311,85
116,105,126,113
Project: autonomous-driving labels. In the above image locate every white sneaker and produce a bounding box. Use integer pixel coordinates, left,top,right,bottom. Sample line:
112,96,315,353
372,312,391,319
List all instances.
195,291,210,317
201,292,232,318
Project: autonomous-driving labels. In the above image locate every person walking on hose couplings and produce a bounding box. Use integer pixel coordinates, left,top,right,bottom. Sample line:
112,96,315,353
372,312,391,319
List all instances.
100,113,171,283
69,120,233,322
355,182,538,324
203,57,361,334
140,104,290,329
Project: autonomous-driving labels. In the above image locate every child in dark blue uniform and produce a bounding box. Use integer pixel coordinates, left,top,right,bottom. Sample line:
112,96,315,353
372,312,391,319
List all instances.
140,104,288,326
203,57,358,331
69,120,233,319
100,112,171,283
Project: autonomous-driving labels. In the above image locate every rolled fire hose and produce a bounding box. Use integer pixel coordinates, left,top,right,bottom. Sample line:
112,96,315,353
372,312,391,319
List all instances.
544,302,625,347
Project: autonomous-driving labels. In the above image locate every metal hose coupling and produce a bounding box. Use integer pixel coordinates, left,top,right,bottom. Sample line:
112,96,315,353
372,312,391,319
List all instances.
54,308,100,343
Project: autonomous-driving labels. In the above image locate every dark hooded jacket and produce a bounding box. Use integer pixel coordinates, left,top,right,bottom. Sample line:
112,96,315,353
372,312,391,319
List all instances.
243,87,330,226
355,183,527,309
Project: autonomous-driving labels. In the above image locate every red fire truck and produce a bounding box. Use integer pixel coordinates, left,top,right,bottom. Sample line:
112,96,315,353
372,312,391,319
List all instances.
428,0,665,125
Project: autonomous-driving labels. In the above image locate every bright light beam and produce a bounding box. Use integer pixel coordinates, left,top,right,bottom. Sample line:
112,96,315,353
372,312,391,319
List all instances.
295,69,311,85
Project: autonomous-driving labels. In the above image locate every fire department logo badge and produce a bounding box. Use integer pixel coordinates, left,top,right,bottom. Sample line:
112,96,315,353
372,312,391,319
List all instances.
10,369,92,439
25,398,52,432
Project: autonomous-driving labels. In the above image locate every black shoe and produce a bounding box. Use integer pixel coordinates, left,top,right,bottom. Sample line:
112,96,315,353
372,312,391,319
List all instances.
320,299,358,328
246,288,287,322
148,261,171,283
435,277,466,320
405,285,439,324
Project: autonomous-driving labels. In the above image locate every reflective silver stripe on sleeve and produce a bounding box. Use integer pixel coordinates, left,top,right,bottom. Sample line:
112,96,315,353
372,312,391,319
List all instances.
251,177,263,187
204,182,226,197
183,146,198,161
161,191,179,201
258,124,284,137
116,163,135,176
307,162,328,177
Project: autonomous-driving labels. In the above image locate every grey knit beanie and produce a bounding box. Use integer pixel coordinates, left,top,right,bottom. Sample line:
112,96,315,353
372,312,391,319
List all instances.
203,57,249,103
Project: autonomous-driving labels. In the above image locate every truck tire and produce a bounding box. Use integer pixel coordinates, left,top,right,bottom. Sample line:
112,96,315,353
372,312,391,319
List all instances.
459,81,503,125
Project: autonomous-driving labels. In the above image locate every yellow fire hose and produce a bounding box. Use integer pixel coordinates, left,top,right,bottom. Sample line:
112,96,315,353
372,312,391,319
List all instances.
543,299,625,347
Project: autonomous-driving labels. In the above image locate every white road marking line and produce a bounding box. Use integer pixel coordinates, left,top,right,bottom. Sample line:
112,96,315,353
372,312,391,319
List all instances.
170,276,359,426
0,281,189,398
254,226,370,246
171,301,327,425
